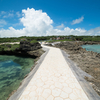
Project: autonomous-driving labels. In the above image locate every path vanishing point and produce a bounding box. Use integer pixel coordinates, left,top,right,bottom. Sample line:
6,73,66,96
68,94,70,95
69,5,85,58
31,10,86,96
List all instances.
10,45,100,100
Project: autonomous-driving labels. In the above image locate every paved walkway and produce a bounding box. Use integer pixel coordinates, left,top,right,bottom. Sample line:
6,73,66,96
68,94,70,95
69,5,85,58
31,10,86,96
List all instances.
19,45,89,100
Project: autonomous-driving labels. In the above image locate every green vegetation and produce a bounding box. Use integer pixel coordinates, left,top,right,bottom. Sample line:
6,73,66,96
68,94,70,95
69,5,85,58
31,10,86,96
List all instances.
10,44,20,51
0,37,20,43
0,44,20,52
0,35,100,44
30,40,38,43
70,36,100,41
0,39,39,52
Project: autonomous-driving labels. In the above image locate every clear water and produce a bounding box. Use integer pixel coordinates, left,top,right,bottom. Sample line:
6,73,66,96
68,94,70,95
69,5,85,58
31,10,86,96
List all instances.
82,44,100,53
0,55,34,100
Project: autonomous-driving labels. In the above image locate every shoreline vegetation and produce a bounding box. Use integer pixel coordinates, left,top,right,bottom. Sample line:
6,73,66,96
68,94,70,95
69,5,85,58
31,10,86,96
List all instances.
0,35,100,43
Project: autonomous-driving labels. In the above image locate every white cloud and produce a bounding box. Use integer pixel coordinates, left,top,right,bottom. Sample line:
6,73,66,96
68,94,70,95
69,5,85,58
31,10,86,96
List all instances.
8,13,14,17
46,27,87,36
3,13,14,18
20,8,53,36
0,8,100,37
0,19,7,27
1,11,6,15
0,27,26,37
71,16,84,25
46,27,100,36
56,24,65,29
0,11,6,17
0,11,14,18
16,12,21,17
12,22,22,27
0,8,53,37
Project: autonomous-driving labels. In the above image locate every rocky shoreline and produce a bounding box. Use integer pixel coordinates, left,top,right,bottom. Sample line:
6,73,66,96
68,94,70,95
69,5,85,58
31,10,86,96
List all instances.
0,41,43,58
53,41,100,96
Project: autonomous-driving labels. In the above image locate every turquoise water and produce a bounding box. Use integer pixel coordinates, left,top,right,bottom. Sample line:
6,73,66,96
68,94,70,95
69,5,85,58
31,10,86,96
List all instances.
82,44,100,53
0,55,34,100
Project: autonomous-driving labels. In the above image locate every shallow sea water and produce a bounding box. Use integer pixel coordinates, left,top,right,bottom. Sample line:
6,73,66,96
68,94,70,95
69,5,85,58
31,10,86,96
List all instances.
0,55,34,100
82,44,100,53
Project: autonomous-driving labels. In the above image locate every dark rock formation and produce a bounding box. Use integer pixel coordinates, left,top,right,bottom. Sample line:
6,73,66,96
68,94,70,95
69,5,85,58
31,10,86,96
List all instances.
0,41,42,58
20,41,41,51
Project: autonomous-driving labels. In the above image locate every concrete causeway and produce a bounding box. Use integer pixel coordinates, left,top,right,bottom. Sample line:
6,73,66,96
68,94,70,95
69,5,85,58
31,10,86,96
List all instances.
18,45,92,100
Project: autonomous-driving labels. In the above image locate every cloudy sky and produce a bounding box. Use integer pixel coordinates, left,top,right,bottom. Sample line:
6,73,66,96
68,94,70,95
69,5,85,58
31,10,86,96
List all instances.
0,0,100,37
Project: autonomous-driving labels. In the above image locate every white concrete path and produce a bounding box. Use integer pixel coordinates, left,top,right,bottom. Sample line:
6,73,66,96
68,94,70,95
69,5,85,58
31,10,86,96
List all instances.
19,45,89,100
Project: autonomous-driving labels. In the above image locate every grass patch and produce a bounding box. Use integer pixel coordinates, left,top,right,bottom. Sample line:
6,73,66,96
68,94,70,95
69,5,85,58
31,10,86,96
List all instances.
0,44,20,52
10,44,20,51
30,40,38,43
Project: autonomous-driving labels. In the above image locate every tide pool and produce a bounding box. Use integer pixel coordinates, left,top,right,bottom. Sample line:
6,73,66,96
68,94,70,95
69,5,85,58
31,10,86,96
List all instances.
0,55,34,100
82,44,100,53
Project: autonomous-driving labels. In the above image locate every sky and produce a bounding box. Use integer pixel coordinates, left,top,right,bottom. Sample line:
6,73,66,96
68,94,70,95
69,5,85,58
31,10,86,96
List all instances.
0,0,100,37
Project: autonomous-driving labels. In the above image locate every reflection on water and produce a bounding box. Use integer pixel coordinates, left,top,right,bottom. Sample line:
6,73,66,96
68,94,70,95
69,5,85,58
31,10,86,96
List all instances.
0,55,34,100
82,44,100,53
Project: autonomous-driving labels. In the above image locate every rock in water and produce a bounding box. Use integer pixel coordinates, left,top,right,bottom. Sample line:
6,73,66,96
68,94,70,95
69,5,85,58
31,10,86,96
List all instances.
20,41,42,51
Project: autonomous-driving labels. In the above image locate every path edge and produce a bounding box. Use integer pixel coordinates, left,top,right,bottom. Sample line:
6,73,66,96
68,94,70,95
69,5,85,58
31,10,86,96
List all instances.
61,49,100,100
8,47,49,100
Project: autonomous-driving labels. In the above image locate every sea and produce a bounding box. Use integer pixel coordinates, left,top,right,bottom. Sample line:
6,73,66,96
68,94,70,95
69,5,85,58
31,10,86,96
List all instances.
81,44,100,53
0,55,34,100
